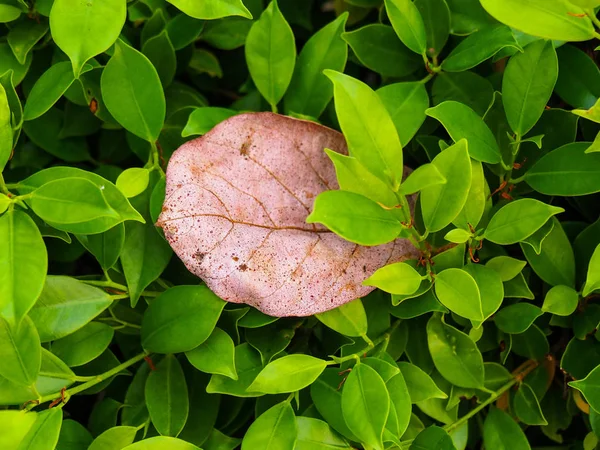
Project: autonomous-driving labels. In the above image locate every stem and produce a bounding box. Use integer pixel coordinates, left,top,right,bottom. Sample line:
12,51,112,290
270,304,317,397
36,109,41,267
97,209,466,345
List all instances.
420,73,434,84
271,103,278,114
331,321,401,364
0,173,9,195
587,9,600,29
37,352,147,406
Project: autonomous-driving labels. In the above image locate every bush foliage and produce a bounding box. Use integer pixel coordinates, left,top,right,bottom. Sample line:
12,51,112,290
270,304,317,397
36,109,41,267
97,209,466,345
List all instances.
2,0,600,449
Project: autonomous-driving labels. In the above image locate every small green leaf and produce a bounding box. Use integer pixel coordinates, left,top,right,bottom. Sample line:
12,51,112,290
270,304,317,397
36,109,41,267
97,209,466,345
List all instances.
385,0,427,55
245,0,296,108
241,401,297,450
410,426,455,450
514,383,548,426
166,0,252,19
570,365,600,413
49,0,126,76
452,160,486,230
296,417,351,450
583,244,600,296
542,285,579,316
363,262,423,296
76,223,125,272
186,327,237,380
142,30,176,88
315,298,368,337
464,264,504,324
494,303,543,334
123,437,201,450
116,168,150,198
521,219,554,255
145,355,189,437
51,322,114,367
415,0,450,58
485,199,564,245
511,325,549,361
88,426,137,450
206,343,264,398
503,39,558,136
400,163,446,195
342,363,389,450
181,107,237,137
248,354,327,394
0,82,11,171
420,139,472,232
444,229,471,244
398,362,447,403
483,407,531,450
142,285,226,354
485,256,526,282
427,314,484,389
434,268,482,321
18,409,62,450
307,191,402,246
0,316,40,386
426,101,501,164
101,40,165,142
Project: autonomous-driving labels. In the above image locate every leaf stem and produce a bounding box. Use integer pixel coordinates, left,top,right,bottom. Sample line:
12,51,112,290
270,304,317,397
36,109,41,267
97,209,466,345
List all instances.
0,173,9,195
330,320,401,364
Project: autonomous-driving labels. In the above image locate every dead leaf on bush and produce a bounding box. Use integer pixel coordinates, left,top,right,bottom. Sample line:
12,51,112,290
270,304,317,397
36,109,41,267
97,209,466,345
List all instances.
157,113,416,316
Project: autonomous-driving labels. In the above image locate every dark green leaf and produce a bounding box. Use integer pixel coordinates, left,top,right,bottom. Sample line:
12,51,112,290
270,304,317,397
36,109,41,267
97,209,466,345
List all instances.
494,303,543,334
241,401,297,450
483,407,531,450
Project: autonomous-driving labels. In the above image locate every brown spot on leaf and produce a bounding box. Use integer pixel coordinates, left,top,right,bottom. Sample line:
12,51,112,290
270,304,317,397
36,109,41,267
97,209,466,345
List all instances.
238,264,248,272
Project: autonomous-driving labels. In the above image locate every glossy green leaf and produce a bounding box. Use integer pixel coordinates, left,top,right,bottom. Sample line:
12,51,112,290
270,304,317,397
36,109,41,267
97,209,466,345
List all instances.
485,199,564,245
206,343,264,397
444,228,471,243
0,82,11,172
50,0,126,76
116,168,150,198
145,354,189,437
427,314,484,389
521,219,554,255
185,328,237,379
434,268,482,321
315,298,368,337
414,0,450,58
583,244,600,296
18,409,62,450
102,40,165,142
442,25,520,72
343,24,420,78
411,426,455,450
385,0,427,55
181,107,237,137
433,71,494,116
570,365,600,413
88,426,137,450
398,361,447,402
452,160,486,229
542,285,579,315
511,325,549,361
0,316,40,386
76,223,125,271
142,285,226,354
342,363,389,450
142,30,176,88
426,101,501,163
420,139,472,232
307,191,402,246
249,355,326,394
494,303,543,334
525,143,600,196
295,417,351,450
0,42,30,85
123,437,200,450
463,263,504,324
485,256,526,282
51,322,114,367
166,0,252,19
378,82,429,146
399,163,446,195
386,372,412,438
28,276,112,342
0,210,47,325
480,0,595,41
555,45,600,109
241,401,297,449
0,4,21,23
363,262,423,295
285,13,348,118
483,407,531,450
514,383,547,426
245,0,295,108
503,39,558,136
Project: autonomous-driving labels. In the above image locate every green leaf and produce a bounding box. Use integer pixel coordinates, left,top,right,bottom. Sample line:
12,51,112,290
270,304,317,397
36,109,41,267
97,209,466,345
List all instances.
185,327,237,379
483,407,531,450
145,354,189,437
76,223,125,271
285,13,348,118
19,409,62,450
434,268,482,321
442,25,521,72
342,363,389,450
398,361,447,403
444,229,471,244
411,426,455,450
452,160,486,230
88,426,137,450
0,42,30,85
463,264,504,324
325,70,404,189
511,325,549,361
555,45,600,109
295,417,351,450
386,372,412,438
315,298,368,337
378,82,430,146
342,24,420,78
363,262,423,296
51,322,114,367
142,285,226,354
0,210,47,325
181,107,237,137
494,303,543,334
521,219,554,255
189,48,223,78
485,199,564,245
503,40,558,136
165,14,205,51
241,401,297,450
400,163,446,195
414,0,450,58
248,354,327,394
385,0,427,55
49,0,126,76
480,0,595,41
583,244,600,296
542,285,579,316
166,0,252,19
0,316,40,386
421,139,472,232
570,365,600,414
206,343,264,397
514,383,548,426
504,272,535,300
485,256,526,282
427,314,484,389
28,276,112,342
101,39,165,142
0,4,21,23
433,71,494,117
0,82,11,172
306,191,402,246
525,142,600,196
142,30,176,88
426,101,501,164
116,168,150,198
121,221,172,307
521,218,576,288
123,437,200,450
245,0,296,108
0,410,38,449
